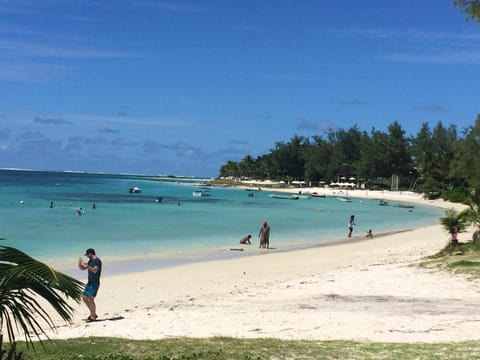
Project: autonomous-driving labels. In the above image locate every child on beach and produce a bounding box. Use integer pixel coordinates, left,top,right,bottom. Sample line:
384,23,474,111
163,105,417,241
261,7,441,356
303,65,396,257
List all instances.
240,234,252,244
448,225,465,256
365,229,373,239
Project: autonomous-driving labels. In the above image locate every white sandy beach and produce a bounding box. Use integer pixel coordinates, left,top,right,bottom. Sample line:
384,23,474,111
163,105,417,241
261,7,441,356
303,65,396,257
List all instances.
45,189,480,343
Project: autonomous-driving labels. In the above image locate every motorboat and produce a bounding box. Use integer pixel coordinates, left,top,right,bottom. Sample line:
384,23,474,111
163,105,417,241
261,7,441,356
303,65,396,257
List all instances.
193,187,211,197
337,196,352,202
311,192,326,198
129,187,142,193
270,194,300,200
395,204,415,209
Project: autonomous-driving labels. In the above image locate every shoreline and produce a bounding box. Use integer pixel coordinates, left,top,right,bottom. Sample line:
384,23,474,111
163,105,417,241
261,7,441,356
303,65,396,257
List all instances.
40,192,480,343
54,187,451,278
58,226,419,279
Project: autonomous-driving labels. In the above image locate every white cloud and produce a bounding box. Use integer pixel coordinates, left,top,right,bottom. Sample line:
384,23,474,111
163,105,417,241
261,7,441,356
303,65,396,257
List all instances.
380,50,480,64
0,39,139,59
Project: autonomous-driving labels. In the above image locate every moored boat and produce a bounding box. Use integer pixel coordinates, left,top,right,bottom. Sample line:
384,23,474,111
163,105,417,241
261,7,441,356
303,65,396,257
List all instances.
193,187,211,197
129,186,142,193
395,204,415,209
270,194,300,200
337,196,352,202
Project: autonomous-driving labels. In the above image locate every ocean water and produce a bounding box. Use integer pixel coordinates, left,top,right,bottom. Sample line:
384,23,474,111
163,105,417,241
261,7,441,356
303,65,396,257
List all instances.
0,169,444,276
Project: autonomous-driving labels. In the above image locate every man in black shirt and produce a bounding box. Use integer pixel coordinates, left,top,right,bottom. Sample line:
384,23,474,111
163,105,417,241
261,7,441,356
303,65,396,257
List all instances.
78,248,102,322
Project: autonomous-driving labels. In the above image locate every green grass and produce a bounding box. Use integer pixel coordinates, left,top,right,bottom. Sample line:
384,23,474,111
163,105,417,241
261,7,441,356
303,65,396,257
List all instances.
419,240,480,277
7,337,480,360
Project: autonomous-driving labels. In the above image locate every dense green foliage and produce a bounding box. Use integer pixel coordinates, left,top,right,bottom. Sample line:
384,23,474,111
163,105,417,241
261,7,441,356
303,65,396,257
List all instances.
422,236,480,273
219,117,480,196
440,208,470,233
454,0,480,22
12,337,480,360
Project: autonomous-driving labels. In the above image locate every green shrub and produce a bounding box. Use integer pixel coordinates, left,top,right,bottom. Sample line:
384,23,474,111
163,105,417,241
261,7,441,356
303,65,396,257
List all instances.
441,188,469,203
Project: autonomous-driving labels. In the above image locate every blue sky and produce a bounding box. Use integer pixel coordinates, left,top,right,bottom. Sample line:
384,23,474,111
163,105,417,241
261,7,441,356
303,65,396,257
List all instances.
0,0,479,177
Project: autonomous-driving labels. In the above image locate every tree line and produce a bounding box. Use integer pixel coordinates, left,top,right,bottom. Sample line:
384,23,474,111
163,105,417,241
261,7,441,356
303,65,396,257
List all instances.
219,116,480,200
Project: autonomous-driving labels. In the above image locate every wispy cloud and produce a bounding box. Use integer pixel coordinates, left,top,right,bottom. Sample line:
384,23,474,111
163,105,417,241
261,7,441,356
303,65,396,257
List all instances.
328,27,480,65
0,39,139,59
228,140,249,146
64,136,109,153
380,50,480,64
413,105,446,113
0,128,12,141
112,137,139,147
99,127,120,134
67,113,191,127
328,27,480,42
143,140,204,157
34,116,72,125
297,119,335,132
0,61,72,82
133,0,206,12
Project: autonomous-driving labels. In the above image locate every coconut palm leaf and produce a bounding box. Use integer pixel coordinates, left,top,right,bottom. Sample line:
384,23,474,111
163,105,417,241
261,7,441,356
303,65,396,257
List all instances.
465,187,480,242
0,246,83,345
439,208,470,233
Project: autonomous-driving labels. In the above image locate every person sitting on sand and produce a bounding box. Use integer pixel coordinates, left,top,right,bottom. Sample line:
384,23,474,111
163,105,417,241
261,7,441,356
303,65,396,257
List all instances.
448,224,465,256
365,229,373,239
240,234,252,244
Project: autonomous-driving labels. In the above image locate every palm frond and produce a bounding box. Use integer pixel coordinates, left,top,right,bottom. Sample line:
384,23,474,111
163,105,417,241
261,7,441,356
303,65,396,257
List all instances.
439,208,470,233
0,246,84,345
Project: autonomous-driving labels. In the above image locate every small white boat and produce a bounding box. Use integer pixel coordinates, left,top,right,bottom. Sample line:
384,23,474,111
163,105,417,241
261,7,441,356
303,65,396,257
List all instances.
337,196,352,202
311,192,326,198
129,187,142,193
193,187,211,197
270,194,299,200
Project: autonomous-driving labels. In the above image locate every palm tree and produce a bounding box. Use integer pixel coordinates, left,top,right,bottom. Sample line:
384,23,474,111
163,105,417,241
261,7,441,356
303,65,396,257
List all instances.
466,187,480,243
0,245,84,349
439,208,470,233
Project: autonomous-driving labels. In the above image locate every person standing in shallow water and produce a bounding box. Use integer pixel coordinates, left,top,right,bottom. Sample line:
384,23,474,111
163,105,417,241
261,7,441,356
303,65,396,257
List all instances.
259,221,271,249
348,215,355,237
78,248,102,322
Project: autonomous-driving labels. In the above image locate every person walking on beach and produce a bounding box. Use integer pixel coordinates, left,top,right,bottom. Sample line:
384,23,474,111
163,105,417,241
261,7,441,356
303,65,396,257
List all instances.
448,225,465,256
347,215,355,237
78,248,102,322
259,221,270,249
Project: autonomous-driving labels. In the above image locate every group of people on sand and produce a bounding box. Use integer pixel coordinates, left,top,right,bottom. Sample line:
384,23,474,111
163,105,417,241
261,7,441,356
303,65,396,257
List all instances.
240,216,376,249
347,214,374,239
348,215,465,255
239,220,271,249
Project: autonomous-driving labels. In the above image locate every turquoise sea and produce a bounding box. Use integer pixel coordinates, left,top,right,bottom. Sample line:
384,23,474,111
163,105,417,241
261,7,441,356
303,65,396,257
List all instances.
0,169,443,276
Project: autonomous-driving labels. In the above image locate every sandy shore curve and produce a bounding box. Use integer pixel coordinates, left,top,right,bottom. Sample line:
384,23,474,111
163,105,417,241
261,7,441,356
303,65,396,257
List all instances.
45,190,480,343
